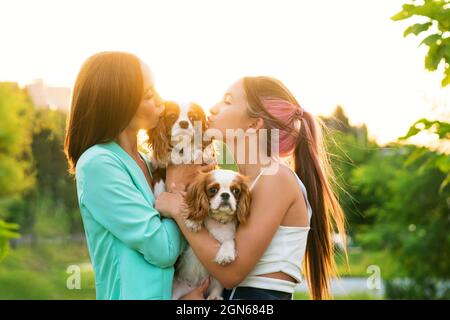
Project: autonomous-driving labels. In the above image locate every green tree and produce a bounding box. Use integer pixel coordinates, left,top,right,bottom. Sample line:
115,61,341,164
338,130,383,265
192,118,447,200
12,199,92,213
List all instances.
354,121,449,299
321,106,379,238
0,83,34,259
392,0,450,86
8,108,82,238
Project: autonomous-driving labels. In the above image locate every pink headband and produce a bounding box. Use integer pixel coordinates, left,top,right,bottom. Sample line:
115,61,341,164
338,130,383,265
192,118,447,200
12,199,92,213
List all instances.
261,97,304,157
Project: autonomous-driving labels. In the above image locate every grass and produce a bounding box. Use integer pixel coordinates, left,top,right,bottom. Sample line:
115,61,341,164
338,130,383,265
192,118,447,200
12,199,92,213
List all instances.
0,241,95,299
294,247,390,300
0,241,389,299
335,247,393,278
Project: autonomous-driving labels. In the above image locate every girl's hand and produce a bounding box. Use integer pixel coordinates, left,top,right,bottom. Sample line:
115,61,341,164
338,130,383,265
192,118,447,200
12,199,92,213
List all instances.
166,162,216,192
179,277,211,300
154,191,185,219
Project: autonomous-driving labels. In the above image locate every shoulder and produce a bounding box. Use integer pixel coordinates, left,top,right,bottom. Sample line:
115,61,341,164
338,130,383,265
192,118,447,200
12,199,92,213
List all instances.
251,164,298,201
76,144,124,179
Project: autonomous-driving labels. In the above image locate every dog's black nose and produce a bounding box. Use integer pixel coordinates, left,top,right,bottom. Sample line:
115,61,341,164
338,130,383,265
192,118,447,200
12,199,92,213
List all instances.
220,192,230,200
179,121,189,129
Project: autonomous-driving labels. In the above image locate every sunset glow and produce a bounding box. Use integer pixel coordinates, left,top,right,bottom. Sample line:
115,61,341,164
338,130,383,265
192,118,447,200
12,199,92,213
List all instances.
1,0,449,145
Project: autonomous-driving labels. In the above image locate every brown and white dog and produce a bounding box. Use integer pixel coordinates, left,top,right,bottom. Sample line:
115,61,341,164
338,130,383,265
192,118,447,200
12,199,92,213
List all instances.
147,101,215,197
171,169,251,300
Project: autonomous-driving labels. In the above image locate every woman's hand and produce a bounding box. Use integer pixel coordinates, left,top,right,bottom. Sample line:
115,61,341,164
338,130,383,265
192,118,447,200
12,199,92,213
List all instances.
166,162,216,192
154,191,185,219
179,278,211,300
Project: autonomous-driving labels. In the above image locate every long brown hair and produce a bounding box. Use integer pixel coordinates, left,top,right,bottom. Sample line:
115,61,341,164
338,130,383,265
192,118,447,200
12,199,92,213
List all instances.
242,76,347,299
64,51,144,174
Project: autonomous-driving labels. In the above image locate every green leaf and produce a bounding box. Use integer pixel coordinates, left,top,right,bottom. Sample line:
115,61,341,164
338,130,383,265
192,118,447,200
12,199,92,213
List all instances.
425,43,445,71
399,119,450,140
0,219,21,261
442,65,450,87
420,34,441,46
391,4,416,21
399,119,424,140
0,220,20,230
404,22,433,37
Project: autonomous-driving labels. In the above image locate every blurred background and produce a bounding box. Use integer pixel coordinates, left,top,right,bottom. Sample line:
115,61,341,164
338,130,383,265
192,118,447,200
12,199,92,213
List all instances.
0,0,448,299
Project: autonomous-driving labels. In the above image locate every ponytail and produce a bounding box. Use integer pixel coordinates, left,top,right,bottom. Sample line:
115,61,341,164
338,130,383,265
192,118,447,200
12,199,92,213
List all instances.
295,111,347,299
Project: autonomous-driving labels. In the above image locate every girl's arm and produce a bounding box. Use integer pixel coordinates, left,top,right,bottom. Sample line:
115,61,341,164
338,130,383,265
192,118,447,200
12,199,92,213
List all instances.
155,170,297,288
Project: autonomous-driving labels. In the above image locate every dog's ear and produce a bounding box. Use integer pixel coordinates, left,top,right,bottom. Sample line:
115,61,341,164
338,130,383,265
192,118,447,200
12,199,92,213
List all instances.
147,116,170,168
190,102,207,131
184,172,210,222
236,176,251,224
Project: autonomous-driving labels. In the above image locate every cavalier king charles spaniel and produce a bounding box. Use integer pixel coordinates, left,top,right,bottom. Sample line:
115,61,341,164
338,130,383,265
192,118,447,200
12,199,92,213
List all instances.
171,169,251,300
147,101,215,197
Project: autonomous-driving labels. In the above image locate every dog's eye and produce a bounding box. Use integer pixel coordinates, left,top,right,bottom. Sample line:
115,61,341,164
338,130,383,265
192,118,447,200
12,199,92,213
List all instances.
232,188,241,196
209,187,218,194
167,114,178,121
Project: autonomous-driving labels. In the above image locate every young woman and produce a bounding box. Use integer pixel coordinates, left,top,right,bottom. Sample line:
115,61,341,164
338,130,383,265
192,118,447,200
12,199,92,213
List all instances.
64,51,212,299
156,76,347,300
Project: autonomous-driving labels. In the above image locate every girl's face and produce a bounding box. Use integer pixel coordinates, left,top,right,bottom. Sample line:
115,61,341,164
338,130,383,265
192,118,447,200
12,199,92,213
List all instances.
208,79,254,137
128,62,165,131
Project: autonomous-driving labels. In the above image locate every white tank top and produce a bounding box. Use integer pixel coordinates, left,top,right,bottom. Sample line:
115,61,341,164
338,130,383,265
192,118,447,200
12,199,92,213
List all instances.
231,163,312,295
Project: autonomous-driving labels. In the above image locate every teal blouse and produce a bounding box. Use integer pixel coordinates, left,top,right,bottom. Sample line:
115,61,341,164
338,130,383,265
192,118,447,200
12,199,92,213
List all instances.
75,141,186,300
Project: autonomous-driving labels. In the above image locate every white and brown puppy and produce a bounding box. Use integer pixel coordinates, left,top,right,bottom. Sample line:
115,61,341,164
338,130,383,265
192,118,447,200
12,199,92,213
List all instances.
147,101,215,197
171,169,251,300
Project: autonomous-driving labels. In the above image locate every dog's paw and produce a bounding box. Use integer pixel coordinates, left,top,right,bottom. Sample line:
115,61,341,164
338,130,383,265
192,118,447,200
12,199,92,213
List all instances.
207,295,224,300
185,219,202,232
214,246,236,265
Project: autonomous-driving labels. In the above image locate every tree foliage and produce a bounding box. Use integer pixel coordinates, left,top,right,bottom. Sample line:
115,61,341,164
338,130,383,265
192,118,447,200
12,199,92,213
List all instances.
0,83,34,259
392,0,450,86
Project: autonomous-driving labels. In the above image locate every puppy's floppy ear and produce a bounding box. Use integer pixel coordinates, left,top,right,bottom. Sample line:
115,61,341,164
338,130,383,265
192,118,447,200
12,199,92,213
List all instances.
236,175,251,224
190,102,207,131
184,172,210,222
147,114,170,168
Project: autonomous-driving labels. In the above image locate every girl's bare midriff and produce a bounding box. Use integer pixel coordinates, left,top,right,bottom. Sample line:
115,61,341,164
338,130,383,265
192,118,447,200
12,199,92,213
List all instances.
257,272,297,283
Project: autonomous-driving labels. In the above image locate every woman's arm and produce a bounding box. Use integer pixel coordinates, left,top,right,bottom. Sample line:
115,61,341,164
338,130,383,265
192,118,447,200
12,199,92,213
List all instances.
77,153,185,268
156,171,297,289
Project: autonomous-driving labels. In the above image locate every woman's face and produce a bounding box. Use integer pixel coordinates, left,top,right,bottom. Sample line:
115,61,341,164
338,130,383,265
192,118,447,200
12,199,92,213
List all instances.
208,79,253,137
128,62,165,131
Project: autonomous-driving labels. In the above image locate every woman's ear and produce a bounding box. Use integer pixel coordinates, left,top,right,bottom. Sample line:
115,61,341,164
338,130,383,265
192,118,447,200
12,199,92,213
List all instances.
248,118,264,131
184,173,210,222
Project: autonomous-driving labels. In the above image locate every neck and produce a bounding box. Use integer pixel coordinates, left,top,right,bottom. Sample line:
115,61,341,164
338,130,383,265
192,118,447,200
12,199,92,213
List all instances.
225,139,272,181
116,128,140,159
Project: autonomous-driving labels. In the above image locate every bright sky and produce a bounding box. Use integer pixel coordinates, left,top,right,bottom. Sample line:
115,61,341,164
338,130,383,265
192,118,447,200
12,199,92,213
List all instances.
1,0,449,145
